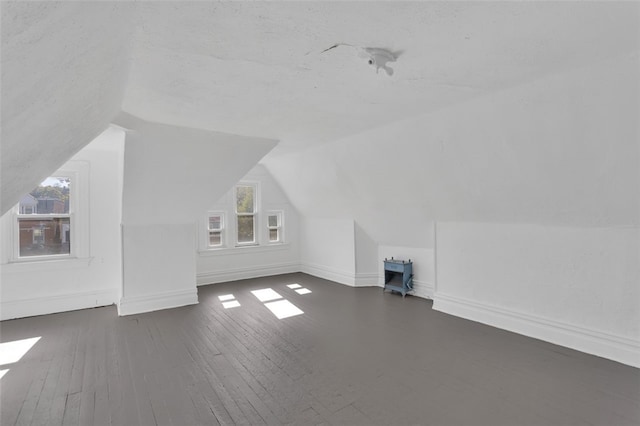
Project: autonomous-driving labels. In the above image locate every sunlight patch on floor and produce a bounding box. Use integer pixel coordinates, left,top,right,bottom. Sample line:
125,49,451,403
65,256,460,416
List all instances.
0,336,41,365
264,299,304,319
218,294,235,301
251,288,283,302
222,300,241,309
295,288,312,295
287,284,302,289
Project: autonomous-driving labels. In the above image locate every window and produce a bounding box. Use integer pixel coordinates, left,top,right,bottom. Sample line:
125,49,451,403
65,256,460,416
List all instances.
201,180,287,252
9,162,89,262
207,213,224,247
235,184,256,245
267,211,283,243
16,176,72,258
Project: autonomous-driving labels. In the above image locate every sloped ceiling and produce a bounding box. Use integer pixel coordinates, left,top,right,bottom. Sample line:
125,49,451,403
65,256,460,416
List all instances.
2,1,639,216
122,1,639,155
1,1,136,213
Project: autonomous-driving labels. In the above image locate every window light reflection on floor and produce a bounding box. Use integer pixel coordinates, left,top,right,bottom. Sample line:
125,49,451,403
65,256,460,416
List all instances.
264,299,304,319
287,284,302,289
295,288,312,295
222,300,241,309
251,288,283,302
218,294,235,301
0,336,41,365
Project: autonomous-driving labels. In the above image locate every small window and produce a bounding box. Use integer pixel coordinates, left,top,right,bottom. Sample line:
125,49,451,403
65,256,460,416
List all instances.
267,212,283,243
207,213,224,247
17,176,72,258
235,185,257,245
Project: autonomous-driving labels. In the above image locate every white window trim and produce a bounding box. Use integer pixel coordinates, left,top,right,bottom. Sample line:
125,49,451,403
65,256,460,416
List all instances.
9,161,90,263
234,181,260,247
266,210,284,244
205,211,226,248
200,180,293,254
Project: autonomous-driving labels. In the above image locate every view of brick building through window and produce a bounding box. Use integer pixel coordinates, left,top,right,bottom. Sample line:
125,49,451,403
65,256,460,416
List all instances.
17,177,71,257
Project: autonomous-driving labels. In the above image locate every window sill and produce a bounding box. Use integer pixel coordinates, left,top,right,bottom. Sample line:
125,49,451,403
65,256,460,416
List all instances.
3,257,94,272
199,243,290,257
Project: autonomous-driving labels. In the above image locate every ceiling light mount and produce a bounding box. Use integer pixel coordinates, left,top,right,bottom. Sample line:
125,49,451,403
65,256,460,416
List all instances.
363,47,397,76
319,43,401,76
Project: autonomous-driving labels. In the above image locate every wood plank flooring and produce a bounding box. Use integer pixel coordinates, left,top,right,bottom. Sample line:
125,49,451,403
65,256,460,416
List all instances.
1,273,639,425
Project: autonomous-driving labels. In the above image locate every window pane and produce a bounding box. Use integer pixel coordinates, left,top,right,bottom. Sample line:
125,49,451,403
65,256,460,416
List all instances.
19,217,71,257
20,177,71,214
209,231,221,246
269,229,279,242
209,216,221,230
237,216,255,243
236,186,254,213
268,215,278,227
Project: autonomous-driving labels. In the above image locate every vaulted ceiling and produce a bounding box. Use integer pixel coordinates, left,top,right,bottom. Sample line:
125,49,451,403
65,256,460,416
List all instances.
2,1,639,214
123,1,639,153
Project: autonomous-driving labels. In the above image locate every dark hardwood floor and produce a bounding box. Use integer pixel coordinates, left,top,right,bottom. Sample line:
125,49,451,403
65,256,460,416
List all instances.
1,273,638,425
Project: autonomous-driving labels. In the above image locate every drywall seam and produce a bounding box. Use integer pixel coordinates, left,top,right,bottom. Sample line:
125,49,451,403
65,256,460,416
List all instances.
118,288,198,316
197,261,300,286
433,292,640,368
0,288,118,320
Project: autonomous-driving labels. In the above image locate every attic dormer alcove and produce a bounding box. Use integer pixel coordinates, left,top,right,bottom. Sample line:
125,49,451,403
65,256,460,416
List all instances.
116,114,278,315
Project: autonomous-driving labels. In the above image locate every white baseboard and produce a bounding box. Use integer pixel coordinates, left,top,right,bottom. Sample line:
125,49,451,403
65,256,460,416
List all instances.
411,279,435,299
433,293,640,368
301,262,356,286
354,273,378,287
374,277,434,299
118,288,198,316
197,262,299,286
1,288,118,320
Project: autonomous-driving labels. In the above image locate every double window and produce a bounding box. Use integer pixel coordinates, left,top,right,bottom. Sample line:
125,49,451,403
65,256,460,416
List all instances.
267,212,283,243
10,161,90,262
235,184,256,245
17,176,72,258
207,213,224,247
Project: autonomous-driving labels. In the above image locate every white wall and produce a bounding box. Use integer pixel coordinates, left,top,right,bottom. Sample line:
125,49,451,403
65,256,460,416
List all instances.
433,222,640,367
300,218,357,286
118,115,277,315
0,127,126,320
264,51,639,365
354,223,378,285
197,164,300,285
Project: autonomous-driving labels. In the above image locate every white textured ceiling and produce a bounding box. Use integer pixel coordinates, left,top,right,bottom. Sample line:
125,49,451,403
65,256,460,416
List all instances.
2,1,639,213
122,1,639,154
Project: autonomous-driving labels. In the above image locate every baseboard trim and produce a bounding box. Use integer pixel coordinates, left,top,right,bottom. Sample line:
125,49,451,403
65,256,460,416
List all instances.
411,279,435,299
354,273,378,287
1,288,118,320
197,262,300,286
374,277,434,299
118,288,198,316
301,262,356,286
433,293,640,368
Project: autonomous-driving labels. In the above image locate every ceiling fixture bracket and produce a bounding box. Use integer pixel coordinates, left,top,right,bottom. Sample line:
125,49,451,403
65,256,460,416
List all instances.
319,43,400,76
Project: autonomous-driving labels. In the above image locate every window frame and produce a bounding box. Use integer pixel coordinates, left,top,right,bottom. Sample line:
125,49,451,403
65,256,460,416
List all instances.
200,180,293,254
9,162,89,263
234,182,259,247
266,210,284,244
206,211,226,248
